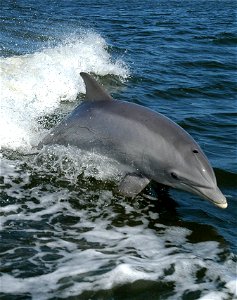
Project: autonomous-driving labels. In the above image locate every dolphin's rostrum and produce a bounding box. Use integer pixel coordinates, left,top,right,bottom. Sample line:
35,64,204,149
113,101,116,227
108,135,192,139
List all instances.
39,72,228,209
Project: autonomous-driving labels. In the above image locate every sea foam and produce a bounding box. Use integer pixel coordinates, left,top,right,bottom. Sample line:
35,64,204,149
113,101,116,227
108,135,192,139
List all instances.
0,32,129,151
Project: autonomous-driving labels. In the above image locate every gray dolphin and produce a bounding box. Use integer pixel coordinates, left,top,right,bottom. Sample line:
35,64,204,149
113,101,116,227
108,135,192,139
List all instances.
39,72,227,209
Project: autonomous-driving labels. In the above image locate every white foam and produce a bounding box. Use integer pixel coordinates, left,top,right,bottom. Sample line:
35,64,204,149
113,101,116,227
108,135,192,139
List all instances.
1,212,236,299
199,292,231,300
98,263,153,289
0,32,129,151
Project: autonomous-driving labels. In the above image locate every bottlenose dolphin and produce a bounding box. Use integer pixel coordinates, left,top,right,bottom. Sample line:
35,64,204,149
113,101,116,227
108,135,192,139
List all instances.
39,72,227,209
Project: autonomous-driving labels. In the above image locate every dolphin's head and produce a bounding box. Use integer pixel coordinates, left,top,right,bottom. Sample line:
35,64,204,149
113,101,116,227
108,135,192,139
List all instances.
159,137,228,209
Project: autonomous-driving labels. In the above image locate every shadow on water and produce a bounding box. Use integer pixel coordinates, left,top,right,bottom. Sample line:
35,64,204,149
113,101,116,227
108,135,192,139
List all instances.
68,177,229,252
141,182,228,248
67,280,177,300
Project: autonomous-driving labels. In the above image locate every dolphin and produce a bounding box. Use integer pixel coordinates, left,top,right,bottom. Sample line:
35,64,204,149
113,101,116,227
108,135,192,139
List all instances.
39,72,227,209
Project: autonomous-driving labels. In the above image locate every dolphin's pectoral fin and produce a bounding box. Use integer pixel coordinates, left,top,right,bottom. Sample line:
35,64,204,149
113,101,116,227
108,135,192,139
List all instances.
118,173,150,199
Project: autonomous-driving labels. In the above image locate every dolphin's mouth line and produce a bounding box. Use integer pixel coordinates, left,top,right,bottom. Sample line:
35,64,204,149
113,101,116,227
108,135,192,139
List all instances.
179,182,227,208
180,179,210,189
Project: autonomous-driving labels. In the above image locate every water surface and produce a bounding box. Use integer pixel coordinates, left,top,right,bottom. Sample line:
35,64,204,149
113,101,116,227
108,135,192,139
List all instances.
1,1,237,299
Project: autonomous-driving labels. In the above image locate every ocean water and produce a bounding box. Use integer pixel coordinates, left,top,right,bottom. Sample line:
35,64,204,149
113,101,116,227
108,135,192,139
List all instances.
0,0,237,299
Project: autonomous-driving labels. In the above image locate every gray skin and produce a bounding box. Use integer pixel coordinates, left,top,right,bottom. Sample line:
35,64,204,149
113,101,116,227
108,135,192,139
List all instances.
39,72,227,209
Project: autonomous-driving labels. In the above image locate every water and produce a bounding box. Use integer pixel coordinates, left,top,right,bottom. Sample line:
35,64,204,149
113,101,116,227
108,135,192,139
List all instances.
0,0,236,299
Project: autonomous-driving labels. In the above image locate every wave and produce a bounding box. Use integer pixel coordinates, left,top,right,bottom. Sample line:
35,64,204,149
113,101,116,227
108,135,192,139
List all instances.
0,32,129,151
215,168,237,188
213,32,237,46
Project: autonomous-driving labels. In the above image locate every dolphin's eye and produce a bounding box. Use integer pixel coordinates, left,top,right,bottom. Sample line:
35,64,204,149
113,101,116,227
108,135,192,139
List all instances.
171,172,179,180
192,149,199,154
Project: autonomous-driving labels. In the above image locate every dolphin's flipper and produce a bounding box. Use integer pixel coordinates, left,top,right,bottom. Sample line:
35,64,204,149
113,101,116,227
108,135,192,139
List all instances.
80,72,113,102
118,173,150,199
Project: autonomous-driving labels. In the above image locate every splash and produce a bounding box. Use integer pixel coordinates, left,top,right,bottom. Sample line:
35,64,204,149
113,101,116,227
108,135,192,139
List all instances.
0,32,129,151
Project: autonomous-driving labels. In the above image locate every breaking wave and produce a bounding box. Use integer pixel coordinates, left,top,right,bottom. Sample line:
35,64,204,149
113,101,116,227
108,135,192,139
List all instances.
0,32,129,151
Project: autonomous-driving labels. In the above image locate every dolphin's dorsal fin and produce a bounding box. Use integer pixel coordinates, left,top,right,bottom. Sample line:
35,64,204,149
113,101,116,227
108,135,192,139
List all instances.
80,72,113,101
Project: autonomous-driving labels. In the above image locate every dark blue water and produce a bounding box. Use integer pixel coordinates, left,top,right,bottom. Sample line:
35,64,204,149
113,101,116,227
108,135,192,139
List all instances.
1,1,237,299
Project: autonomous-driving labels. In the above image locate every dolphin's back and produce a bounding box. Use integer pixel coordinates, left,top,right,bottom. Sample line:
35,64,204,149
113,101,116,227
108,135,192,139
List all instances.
40,71,194,156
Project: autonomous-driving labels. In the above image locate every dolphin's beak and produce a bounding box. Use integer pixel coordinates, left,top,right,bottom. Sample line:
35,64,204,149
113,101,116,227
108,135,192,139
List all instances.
179,182,228,209
192,185,228,209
